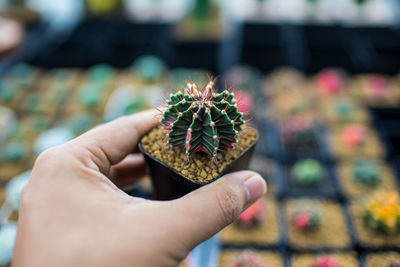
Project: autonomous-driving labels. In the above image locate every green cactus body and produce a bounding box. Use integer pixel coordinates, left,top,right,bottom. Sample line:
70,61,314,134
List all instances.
334,99,354,118
161,81,245,158
352,160,381,187
133,56,166,83
292,159,323,186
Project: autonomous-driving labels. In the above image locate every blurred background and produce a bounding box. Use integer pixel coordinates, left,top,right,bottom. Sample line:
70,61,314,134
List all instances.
2,0,400,266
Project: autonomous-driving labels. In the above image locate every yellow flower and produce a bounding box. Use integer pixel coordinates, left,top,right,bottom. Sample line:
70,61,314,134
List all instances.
366,191,400,230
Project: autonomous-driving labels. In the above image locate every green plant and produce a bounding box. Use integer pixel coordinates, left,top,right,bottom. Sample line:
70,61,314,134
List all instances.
193,0,211,20
363,191,400,235
292,159,324,186
334,99,355,119
355,0,368,5
161,80,245,158
352,160,381,186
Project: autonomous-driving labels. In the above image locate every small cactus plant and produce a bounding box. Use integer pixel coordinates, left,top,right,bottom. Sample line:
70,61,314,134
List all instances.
161,80,245,158
341,125,365,148
228,250,267,267
292,159,324,186
363,191,400,235
333,99,355,119
236,199,264,229
351,160,381,187
311,255,340,267
388,259,400,267
280,116,318,150
316,69,343,95
292,208,321,232
367,75,389,99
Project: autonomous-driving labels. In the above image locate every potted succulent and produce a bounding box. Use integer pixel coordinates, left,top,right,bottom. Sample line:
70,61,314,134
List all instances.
139,79,258,200
330,124,384,159
235,199,265,229
283,159,337,198
226,250,267,267
220,197,281,247
363,191,400,235
350,191,400,248
285,198,352,250
292,203,321,232
291,252,359,267
219,249,284,267
311,255,341,267
338,159,397,200
277,116,329,160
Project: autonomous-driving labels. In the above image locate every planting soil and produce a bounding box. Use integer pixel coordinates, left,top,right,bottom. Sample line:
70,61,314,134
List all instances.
141,124,258,183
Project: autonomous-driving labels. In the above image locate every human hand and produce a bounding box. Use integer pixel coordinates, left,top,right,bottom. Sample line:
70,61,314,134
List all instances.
12,109,266,267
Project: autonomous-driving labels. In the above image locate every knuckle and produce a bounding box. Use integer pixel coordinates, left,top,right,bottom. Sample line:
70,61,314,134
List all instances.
19,183,31,209
34,147,59,166
215,185,242,226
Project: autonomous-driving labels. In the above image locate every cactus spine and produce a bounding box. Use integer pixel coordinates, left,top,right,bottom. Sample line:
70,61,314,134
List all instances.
161,80,245,158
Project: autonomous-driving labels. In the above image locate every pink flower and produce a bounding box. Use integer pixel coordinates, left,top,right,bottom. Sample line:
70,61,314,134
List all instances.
312,255,340,267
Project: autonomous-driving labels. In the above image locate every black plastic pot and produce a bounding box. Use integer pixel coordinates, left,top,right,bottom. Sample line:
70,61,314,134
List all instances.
138,132,258,200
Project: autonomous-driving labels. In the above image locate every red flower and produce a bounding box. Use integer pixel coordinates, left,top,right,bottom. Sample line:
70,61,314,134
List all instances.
237,199,264,228
312,255,340,267
294,212,311,231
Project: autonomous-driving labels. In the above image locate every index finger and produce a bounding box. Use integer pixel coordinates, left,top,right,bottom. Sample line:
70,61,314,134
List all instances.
69,108,161,173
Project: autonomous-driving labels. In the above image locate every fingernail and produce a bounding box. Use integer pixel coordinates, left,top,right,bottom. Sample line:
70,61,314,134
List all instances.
244,174,267,204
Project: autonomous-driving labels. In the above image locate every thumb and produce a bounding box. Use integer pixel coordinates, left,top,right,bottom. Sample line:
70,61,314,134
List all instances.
169,170,266,250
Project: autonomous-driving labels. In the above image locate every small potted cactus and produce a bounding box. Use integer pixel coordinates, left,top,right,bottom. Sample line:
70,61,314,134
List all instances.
322,97,370,124
341,125,365,149
351,160,381,187
292,252,358,267
276,116,329,159
291,159,324,187
350,191,400,248
220,249,284,267
389,260,400,267
139,80,258,200
363,191,400,235
331,124,384,158
235,199,265,229
292,206,321,232
350,74,400,107
286,199,351,249
220,197,281,246
227,250,267,267
279,116,319,152
315,69,345,97
311,255,340,267
338,160,397,200
284,159,336,198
